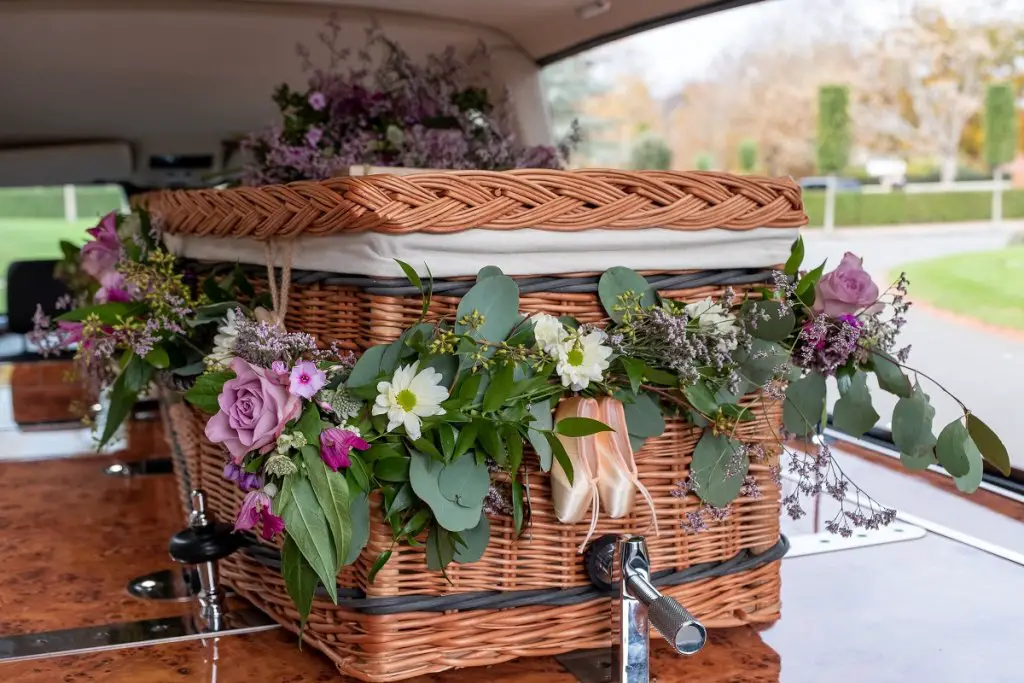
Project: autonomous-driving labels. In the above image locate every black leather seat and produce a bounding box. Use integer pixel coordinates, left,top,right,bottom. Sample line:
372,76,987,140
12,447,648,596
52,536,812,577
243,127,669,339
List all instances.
1,259,74,361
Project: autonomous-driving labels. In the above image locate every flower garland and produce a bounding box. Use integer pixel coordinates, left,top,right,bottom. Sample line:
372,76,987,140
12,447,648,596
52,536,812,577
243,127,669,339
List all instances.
184,243,1008,623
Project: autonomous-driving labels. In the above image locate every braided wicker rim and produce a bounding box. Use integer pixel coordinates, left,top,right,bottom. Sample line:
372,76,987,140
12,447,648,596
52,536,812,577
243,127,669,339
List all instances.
139,169,806,239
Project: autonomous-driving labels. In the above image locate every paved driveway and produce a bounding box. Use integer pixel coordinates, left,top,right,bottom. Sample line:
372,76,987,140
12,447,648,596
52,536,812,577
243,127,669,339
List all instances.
803,222,1024,469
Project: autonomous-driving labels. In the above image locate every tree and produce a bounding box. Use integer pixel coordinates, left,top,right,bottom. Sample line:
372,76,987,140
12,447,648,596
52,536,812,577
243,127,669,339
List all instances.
695,153,714,171
739,139,758,173
817,85,851,174
985,83,1019,169
630,135,673,170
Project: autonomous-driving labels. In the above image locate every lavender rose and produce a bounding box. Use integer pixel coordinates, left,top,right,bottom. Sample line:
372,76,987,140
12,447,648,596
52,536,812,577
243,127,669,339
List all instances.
80,212,121,281
813,252,881,317
205,357,302,463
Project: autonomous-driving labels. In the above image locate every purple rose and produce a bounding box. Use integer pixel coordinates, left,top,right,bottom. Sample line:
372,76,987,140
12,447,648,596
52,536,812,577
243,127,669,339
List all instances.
205,357,302,464
813,252,881,317
80,212,121,281
320,428,369,471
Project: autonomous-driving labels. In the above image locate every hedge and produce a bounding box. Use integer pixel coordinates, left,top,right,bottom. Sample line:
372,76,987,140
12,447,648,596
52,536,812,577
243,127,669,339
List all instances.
0,185,125,219
803,189,1024,227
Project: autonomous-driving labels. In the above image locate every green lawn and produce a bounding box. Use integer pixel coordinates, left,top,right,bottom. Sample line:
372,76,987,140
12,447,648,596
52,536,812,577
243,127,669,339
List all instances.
896,246,1024,330
1,218,94,315
804,189,1024,227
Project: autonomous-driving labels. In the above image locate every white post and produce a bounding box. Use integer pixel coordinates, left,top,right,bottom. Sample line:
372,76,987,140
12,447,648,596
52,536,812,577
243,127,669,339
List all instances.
62,184,77,223
992,168,1004,227
823,175,837,234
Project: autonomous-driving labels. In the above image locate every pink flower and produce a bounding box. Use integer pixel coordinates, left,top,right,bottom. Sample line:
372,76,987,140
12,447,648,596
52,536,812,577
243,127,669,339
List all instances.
80,212,121,281
320,428,369,471
305,127,323,147
234,489,285,540
94,271,132,304
308,91,326,111
57,321,84,345
205,357,302,463
813,252,882,317
289,360,326,399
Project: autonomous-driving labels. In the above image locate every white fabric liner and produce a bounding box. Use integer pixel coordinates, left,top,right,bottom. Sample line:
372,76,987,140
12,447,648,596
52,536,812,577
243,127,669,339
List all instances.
162,227,800,279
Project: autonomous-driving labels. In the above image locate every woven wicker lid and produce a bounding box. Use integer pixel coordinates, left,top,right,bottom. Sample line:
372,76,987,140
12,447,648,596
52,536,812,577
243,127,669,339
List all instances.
141,169,806,239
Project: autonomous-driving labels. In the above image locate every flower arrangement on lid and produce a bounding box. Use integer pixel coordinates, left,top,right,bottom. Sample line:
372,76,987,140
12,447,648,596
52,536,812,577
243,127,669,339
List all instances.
184,242,1009,623
242,20,578,185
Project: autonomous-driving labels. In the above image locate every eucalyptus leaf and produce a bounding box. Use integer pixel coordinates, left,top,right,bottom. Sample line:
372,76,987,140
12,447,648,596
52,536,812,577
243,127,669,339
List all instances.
437,452,491,507
742,301,795,342
409,449,483,531
477,265,504,281
629,435,647,453
454,275,520,366
300,446,351,572
966,414,1011,476
737,339,789,390
453,513,490,564
900,449,937,471
621,392,665,439
832,371,879,437
690,432,750,508
280,477,339,603
683,381,719,417
282,536,318,627
892,385,937,460
346,345,388,388
621,357,645,395
344,493,370,566
872,351,912,398
954,434,984,494
527,401,554,471
599,267,655,322
783,372,827,436
935,420,973,478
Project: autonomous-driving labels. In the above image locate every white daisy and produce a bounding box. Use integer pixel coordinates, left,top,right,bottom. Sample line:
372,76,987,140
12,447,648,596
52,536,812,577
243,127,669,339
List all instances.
556,329,613,391
685,298,740,349
531,313,568,354
205,308,240,370
372,362,448,441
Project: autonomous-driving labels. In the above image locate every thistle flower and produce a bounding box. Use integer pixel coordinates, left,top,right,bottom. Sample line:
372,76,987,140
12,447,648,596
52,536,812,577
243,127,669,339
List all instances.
264,453,298,477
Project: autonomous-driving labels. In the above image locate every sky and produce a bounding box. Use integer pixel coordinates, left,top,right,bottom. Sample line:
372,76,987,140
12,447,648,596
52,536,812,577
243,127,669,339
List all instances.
591,0,1023,97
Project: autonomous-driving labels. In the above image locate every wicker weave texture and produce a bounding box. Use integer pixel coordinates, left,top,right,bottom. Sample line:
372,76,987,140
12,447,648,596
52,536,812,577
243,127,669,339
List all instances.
141,170,806,239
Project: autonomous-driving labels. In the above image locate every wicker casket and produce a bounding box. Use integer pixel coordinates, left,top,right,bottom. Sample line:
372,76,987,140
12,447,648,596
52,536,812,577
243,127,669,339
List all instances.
145,169,805,681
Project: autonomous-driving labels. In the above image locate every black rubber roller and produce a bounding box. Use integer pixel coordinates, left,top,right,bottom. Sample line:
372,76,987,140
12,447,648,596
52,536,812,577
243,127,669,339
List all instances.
168,523,242,565
648,595,707,655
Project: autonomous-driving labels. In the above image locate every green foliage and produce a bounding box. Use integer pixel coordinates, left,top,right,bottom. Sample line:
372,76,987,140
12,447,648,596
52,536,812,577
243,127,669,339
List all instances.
738,139,758,174
598,267,655,322
936,420,980,479
966,414,1011,476
690,432,749,508
803,189,1024,228
553,417,614,437
833,371,879,437
984,83,1018,169
279,477,340,603
409,449,485,532
184,371,235,413
783,372,827,436
816,85,851,174
694,153,714,171
892,385,937,467
453,514,490,563
630,135,673,170
281,537,318,627
741,301,795,342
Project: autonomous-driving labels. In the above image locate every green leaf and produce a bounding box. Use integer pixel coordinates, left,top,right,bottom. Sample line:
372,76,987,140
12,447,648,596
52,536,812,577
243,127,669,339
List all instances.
511,480,525,536
554,417,614,437
892,384,937,461
784,236,805,276
412,436,443,460
453,513,490,564
300,446,351,571
832,371,879,437
476,422,506,464
123,353,153,393
56,301,143,324
456,373,484,403
347,453,371,493
742,301,795,342
144,346,170,369
453,420,479,459
343,493,370,566
954,434,984,494
400,507,432,538
527,401,554,471
189,301,241,328
795,260,826,305
426,526,457,571
437,452,491,508
505,424,524,474
872,351,912,398
455,275,520,367
477,265,504,281
598,267,655,322
172,360,206,377
935,420,974,478
367,550,392,584
737,339,789,390
364,442,400,462
395,259,423,291
280,477,339,603
622,392,665,438
482,361,515,413
281,536,318,627
409,449,483,531
783,372,827,436
547,432,574,485
438,424,457,459
375,457,410,482
639,363,677,387
384,483,414,519
231,262,255,297
683,381,719,417
295,403,323,446
99,369,139,448
690,432,749,508
621,357,645,395
966,414,1011,476
346,345,388,388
